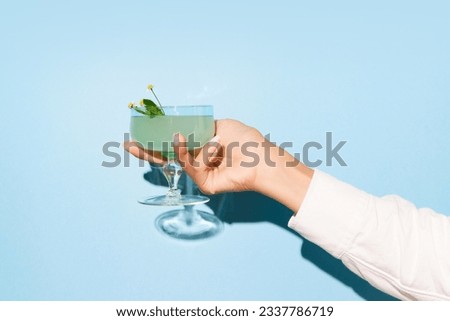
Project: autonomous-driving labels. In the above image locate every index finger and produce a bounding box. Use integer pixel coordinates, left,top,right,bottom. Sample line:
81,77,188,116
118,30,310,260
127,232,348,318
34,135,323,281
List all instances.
123,140,166,165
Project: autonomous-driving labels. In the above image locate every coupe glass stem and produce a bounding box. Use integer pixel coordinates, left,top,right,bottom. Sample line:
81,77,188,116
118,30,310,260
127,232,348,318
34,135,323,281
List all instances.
180,205,200,226
162,159,182,199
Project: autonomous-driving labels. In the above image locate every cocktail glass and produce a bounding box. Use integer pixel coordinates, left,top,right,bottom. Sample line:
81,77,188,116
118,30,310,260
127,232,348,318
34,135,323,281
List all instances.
130,105,222,239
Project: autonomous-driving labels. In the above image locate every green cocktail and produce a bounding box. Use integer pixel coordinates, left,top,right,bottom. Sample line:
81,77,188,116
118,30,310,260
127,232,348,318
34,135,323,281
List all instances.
130,115,214,159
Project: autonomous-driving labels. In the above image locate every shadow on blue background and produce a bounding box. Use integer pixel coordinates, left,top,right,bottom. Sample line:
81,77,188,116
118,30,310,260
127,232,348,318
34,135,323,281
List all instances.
144,164,396,301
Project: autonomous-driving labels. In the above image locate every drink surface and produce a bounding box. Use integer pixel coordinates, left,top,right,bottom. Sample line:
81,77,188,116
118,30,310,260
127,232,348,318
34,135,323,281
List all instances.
130,115,214,158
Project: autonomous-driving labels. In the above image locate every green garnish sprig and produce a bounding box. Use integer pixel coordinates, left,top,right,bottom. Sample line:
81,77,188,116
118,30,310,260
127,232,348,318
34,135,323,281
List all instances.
128,84,165,117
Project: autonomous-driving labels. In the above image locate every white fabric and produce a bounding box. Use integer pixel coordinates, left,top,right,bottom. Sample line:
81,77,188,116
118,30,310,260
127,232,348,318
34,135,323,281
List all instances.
288,170,450,300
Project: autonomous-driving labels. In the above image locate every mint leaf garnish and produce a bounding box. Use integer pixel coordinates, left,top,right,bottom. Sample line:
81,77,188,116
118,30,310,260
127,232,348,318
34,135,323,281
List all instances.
141,99,164,117
128,85,165,118
142,99,157,107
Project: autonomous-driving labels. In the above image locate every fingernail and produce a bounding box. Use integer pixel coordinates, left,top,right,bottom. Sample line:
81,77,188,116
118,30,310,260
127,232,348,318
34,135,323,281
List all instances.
173,133,180,146
209,135,220,143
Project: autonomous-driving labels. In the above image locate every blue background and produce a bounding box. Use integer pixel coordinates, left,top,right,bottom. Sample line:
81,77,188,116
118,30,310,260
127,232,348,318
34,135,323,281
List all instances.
0,0,449,300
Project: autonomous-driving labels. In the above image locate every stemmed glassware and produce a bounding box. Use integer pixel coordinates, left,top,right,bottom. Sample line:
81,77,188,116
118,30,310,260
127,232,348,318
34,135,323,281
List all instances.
130,105,222,239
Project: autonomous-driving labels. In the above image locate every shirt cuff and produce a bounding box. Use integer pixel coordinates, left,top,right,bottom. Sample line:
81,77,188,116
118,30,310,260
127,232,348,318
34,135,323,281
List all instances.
288,170,371,258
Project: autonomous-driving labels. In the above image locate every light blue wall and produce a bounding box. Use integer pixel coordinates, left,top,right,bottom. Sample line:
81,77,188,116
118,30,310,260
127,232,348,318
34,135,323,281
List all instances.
0,0,448,300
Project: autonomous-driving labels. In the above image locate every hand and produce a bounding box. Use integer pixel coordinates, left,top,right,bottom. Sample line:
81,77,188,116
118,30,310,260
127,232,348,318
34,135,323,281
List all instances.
173,119,265,194
124,119,263,192
125,119,313,212
175,119,314,212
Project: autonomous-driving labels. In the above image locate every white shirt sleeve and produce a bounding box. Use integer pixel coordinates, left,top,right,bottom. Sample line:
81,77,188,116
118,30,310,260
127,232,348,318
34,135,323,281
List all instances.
288,170,450,300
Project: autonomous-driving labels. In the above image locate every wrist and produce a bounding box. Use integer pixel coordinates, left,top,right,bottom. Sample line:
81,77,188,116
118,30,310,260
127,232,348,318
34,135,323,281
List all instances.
254,143,313,212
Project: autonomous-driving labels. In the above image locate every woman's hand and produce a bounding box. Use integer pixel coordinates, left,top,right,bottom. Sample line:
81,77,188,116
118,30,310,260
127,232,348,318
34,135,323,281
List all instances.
125,119,313,212
173,119,265,194
124,119,263,192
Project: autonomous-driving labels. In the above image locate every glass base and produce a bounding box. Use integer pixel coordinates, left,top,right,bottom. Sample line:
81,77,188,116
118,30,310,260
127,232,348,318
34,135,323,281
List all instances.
155,207,223,240
138,194,210,206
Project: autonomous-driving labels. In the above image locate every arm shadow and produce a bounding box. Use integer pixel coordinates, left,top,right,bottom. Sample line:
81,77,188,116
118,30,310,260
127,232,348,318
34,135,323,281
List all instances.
143,165,397,301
